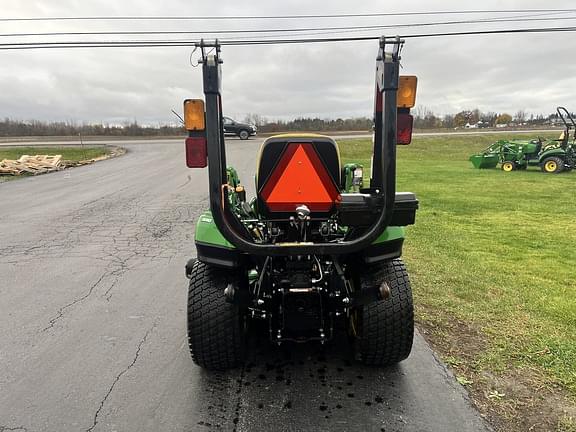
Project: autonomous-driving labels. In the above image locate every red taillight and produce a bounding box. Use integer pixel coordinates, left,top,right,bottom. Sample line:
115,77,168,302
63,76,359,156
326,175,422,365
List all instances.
185,137,207,168
397,113,414,145
261,143,340,212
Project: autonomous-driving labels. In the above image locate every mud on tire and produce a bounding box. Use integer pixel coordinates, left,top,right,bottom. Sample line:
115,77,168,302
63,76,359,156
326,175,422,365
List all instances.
187,260,245,370
357,259,414,366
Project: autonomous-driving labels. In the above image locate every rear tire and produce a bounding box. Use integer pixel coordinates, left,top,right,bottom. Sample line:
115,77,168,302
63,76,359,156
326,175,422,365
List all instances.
541,156,564,174
357,259,414,366
187,260,245,370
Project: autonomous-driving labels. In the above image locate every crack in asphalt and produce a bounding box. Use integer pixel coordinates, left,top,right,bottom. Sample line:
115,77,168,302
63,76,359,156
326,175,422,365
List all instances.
0,191,200,267
232,365,247,432
86,323,156,432
0,190,204,330
102,273,122,302
177,174,192,189
42,273,108,332
0,426,28,432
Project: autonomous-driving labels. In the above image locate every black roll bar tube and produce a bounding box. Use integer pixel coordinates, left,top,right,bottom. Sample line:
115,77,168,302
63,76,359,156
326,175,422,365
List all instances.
201,36,401,256
557,106,576,140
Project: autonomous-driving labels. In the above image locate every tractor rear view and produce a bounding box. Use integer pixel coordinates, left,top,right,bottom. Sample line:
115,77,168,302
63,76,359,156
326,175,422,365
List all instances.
183,37,419,370
469,107,576,173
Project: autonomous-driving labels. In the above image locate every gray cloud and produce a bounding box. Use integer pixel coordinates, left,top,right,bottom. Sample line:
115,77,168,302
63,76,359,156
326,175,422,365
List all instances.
1,0,576,123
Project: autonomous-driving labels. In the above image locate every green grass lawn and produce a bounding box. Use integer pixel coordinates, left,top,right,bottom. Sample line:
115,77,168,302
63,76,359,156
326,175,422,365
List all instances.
0,146,112,182
339,134,576,400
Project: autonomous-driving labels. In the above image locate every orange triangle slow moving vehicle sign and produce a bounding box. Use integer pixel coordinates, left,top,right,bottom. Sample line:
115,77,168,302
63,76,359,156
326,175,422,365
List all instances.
261,143,341,212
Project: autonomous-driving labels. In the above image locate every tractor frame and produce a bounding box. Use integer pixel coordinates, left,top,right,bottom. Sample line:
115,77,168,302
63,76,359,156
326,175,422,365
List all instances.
184,37,419,370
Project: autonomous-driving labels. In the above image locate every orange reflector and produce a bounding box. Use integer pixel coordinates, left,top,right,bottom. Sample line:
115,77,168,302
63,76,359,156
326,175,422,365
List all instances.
183,99,205,131
397,76,417,109
261,143,340,212
397,113,414,145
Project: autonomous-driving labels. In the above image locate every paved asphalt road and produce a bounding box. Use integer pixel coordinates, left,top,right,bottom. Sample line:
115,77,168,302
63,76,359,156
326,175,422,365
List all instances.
0,138,491,432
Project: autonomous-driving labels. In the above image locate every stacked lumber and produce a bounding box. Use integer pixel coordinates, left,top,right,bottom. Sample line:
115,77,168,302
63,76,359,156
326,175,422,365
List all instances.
0,155,63,176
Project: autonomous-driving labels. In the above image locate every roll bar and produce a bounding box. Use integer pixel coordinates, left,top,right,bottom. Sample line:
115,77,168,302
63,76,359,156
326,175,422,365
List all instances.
200,36,402,256
557,106,576,140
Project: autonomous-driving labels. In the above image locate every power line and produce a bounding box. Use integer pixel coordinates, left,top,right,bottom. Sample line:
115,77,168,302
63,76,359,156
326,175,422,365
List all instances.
219,13,571,41
2,14,575,39
1,25,576,50
2,9,576,22
223,26,576,44
407,26,576,39
181,11,575,42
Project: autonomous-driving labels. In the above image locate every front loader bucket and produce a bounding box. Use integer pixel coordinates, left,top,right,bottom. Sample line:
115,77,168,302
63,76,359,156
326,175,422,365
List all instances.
469,154,499,169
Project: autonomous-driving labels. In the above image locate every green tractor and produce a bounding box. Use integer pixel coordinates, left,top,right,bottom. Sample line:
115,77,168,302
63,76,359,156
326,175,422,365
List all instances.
469,107,576,173
183,38,419,370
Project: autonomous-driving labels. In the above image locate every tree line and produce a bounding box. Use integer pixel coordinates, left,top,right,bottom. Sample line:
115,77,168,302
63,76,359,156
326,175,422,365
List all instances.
1,108,569,137
411,108,571,129
254,117,373,133
0,119,184,137
246,109,566,132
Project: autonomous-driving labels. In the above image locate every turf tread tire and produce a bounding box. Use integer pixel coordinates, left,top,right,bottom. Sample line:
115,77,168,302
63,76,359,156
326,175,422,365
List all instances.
359,259,414,366
187,260,244,370
542,156,564,174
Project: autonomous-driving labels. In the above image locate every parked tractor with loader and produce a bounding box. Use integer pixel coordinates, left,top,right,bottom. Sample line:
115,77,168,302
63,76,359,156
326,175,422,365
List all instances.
469,107,576,173
183,38,419,370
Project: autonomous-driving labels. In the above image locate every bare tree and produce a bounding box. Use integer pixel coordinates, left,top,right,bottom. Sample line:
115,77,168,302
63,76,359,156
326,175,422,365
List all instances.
514,110,527,123
243,113,265,127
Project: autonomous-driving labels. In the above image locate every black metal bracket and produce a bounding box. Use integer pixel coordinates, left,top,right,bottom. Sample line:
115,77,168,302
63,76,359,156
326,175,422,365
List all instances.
200,36,404,256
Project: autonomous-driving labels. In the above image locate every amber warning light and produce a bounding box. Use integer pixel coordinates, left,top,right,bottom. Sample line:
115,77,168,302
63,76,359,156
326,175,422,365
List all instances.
184,99,208,168
396,75,417,145
397,76,417,109
184,99,205,130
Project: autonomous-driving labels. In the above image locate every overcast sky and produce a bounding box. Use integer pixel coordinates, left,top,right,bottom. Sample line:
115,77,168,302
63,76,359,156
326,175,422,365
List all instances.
1,0,576,124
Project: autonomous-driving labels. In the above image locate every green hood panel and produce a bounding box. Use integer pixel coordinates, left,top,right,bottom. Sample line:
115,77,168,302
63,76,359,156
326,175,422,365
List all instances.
195,210,406,250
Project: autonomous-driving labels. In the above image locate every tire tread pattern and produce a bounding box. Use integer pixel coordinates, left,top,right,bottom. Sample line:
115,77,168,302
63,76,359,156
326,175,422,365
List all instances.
359,259,414,366
187,260,244,370
542,156,565,174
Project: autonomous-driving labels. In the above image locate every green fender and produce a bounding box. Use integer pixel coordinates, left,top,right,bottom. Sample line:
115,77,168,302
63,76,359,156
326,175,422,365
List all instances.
539,148,567,163
195,212,234,249
372,226,406,244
